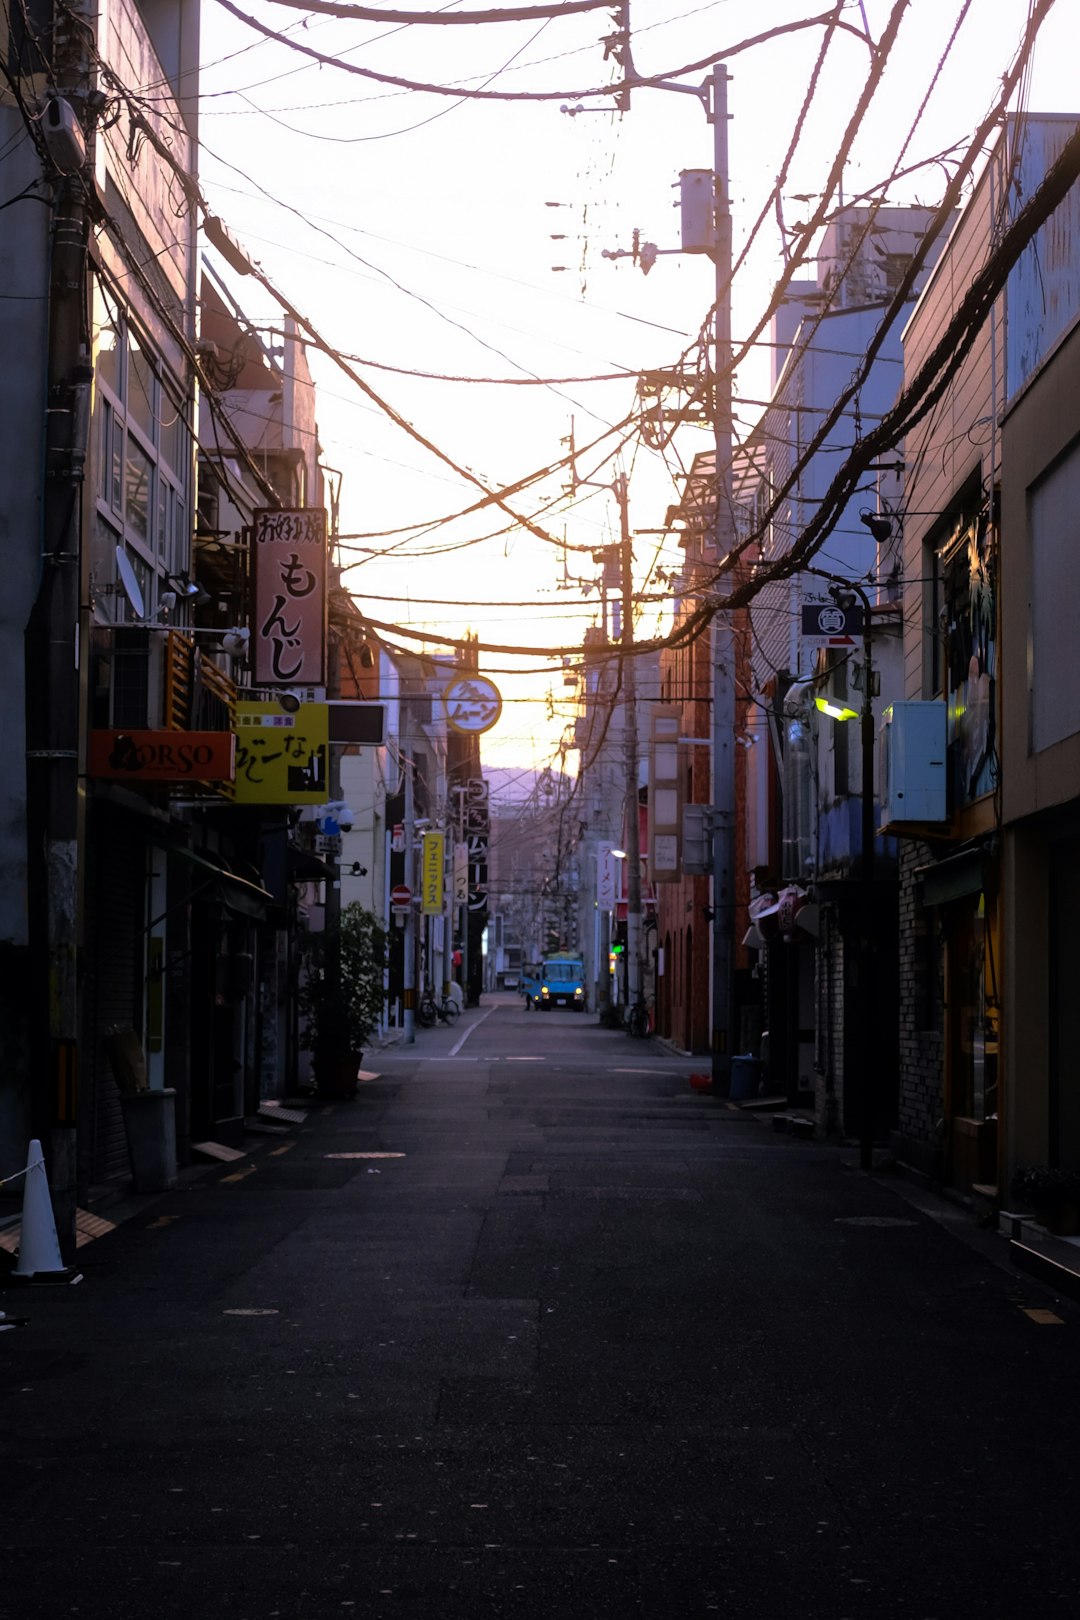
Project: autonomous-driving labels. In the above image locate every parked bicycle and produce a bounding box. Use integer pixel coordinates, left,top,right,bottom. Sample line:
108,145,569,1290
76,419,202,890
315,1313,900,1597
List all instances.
626,997,652,1040
416,988,461,1028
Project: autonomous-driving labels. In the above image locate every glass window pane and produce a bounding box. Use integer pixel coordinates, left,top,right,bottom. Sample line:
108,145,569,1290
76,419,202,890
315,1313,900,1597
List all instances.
172,496,187,578
111,416,123,511
97,400,112,503
159,392,185,473
93,512,121,621
121,547,150,626
157,478,168,559
127,331,155,439
124,433,152,542
93,282,119,399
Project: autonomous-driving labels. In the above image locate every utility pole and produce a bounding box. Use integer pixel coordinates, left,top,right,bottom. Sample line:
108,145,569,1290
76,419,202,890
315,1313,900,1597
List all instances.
402,711,416,1043
708,63,736,1094
617,476,642,1015
321,534,344,1073
858,601,876,1172
593,39,735,1063
25,8,93,1256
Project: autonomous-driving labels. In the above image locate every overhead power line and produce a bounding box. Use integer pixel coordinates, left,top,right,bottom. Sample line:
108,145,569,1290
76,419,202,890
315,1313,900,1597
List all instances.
214,4,865,103
666,117,1080,654
261,0,612,22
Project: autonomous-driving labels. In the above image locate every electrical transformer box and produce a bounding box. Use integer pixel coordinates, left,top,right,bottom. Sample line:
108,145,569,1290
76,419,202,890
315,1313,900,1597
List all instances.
679,169,714,253
879,701,947,825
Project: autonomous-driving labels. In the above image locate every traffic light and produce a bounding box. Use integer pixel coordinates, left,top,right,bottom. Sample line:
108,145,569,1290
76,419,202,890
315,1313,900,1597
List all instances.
612,920,627,956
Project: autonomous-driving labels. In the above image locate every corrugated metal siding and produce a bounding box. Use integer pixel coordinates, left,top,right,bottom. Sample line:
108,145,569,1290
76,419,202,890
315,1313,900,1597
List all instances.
752,577,793,687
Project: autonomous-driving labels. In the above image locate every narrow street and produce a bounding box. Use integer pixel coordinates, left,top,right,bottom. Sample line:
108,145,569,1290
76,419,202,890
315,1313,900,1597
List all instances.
3,995,1078,1618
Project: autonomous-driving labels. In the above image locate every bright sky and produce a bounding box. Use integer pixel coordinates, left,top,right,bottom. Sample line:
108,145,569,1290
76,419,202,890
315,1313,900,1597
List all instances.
194,0,1077,781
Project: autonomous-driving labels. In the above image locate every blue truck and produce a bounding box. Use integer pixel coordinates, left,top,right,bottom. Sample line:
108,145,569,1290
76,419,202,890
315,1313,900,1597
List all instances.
523,954,586,1010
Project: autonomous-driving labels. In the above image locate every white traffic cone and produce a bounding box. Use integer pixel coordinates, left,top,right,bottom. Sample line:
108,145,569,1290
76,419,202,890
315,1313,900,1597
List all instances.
12,1140,75,1283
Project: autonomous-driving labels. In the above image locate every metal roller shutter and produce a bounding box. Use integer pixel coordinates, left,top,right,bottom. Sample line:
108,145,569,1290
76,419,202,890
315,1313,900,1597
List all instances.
85,818,146,1184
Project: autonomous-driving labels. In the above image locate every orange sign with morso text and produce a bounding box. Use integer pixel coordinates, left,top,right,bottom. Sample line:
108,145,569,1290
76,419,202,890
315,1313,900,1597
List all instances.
89,730,236,783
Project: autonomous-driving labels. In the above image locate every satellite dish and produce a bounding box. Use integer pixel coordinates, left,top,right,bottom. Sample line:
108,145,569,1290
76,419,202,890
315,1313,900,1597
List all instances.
114,545,145,620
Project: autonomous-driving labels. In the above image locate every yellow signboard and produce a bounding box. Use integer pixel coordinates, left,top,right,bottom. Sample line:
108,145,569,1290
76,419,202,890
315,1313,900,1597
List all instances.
421,831,445,916
233,701,329,805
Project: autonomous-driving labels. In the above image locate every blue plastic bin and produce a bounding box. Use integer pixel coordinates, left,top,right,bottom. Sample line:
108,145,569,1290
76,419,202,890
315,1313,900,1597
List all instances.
730,1055,763,1101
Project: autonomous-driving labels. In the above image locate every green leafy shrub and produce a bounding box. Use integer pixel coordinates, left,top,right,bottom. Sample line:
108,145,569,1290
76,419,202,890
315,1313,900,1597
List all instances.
1010,1165,1080,1209
299,902,386,1059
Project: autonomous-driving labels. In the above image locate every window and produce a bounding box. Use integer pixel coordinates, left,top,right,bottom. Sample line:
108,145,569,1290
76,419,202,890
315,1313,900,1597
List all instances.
91,280,192,623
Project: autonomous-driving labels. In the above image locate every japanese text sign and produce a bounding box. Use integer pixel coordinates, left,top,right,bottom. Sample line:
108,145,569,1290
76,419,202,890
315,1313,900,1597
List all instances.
233,701,329,805
421,831,445,916
443,675,502,735
252,508,327,686
453,842,468,905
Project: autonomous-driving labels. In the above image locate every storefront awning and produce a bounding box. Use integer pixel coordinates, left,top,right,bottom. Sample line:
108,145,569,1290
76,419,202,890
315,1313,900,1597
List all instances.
915,846,984,908
171,847,275,920
287,846,336,883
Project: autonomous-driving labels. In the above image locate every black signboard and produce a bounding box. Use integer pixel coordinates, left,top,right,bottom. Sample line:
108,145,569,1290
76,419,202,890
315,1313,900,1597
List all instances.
327,702,386,745
801,602,864,640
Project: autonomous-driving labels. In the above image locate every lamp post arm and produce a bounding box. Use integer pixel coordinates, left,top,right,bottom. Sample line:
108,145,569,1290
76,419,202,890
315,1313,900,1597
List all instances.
805,567,876,1170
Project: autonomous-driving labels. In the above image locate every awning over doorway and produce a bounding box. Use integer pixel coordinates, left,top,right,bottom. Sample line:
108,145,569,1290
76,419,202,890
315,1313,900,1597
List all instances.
915,846,985,908
171,846,275,920
287,846,336,884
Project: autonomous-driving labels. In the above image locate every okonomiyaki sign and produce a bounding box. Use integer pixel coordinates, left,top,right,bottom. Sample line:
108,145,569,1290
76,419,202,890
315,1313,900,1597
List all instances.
252,508,327,686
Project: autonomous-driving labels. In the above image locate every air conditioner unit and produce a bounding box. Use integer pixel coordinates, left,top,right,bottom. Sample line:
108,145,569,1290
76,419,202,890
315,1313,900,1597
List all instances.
879,701,947,826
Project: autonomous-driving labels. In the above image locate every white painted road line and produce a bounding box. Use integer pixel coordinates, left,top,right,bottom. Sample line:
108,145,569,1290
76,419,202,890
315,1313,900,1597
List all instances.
449,1004,497,1058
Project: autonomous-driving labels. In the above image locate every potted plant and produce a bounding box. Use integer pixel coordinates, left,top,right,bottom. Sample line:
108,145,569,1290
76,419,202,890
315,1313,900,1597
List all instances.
299,903,386,1100
1010,1166,1080,1236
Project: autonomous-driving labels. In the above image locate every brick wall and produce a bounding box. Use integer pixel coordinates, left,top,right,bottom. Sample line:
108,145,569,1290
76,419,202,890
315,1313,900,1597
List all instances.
895,841,945,1173
813,906,845,1137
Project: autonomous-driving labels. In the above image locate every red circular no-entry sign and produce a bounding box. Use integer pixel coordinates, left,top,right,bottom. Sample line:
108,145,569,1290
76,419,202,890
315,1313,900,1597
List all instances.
390,884,412,908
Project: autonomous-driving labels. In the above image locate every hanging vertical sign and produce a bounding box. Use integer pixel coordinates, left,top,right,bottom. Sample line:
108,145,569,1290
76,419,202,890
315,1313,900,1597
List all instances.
421,831,445,916
453,842,468,906
251,508,327,686
463,777,489,914
597,845,617,909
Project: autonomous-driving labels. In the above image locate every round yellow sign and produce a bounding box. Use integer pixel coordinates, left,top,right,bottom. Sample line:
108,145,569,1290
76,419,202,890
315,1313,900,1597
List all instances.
443,675,503,735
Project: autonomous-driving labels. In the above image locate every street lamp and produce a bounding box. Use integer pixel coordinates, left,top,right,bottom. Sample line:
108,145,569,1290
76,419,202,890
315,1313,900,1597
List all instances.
808,568,877,1172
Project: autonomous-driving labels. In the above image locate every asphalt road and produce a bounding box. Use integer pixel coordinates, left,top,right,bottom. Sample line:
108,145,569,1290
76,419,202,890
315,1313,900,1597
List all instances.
2,993,1079,1618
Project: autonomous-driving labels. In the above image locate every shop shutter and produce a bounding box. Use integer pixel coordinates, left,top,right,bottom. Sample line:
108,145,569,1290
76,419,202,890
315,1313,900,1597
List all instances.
86,822,146,1183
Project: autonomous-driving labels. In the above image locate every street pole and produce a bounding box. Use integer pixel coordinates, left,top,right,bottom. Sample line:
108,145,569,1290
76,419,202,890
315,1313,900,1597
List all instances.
458,789,470,1006
808,567,876,1170
618,476,642,1015
859,605,876,1172
24,7,93,1255
402,716,416,1043
709,63,735,1093
322,555,343,1068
